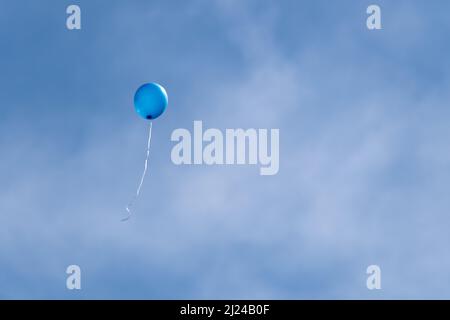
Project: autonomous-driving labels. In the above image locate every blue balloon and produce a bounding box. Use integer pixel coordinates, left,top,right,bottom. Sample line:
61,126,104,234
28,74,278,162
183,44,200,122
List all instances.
134,83,168,120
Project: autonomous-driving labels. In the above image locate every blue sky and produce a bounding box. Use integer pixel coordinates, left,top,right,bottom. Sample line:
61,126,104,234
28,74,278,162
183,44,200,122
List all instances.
1,0,450,299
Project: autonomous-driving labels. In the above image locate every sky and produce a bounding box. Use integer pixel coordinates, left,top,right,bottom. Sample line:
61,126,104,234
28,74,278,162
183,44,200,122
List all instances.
1,0,450,299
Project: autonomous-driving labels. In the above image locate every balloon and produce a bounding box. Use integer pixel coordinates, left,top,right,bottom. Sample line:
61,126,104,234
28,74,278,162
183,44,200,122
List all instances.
124,82,167,221
134,83,168,120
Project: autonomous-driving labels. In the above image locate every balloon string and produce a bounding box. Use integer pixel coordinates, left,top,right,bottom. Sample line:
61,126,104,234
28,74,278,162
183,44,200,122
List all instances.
122,122,153,221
